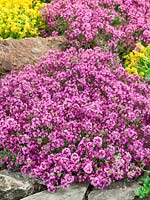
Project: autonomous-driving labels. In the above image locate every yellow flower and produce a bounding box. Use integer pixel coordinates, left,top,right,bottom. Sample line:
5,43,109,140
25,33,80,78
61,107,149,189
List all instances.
126,67,138,75
124,42,150,78
139,72,144,77
136,42,144,49
0,0,46,39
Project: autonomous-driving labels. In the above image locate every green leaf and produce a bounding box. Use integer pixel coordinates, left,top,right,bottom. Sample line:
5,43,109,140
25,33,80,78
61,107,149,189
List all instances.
115,4,121,13
111,16,125,26
135,175,150,199
37,138,42,144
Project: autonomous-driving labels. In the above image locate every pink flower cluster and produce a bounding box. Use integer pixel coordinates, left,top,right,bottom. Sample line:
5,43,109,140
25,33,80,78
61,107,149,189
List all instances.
43,0,150,49
0,47,150,191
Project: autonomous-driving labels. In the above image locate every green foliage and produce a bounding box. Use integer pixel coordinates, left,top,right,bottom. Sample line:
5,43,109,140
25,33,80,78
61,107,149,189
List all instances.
115,4,121,13
135,174,150,199
40,0,52,2
0,150,15,169
138,49,150,78
46,17,69,36
56,17,69,35
111,16,125,26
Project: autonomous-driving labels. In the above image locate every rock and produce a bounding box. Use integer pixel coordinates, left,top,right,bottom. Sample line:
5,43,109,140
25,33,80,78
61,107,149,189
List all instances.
0,170,45,200
0,52,13,76
21,183,88,200
0,36,66,77
88,180,139,200
1,60,12,72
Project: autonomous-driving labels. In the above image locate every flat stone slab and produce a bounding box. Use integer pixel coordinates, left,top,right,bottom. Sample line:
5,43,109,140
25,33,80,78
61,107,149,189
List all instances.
88,180,139,200
21,184,88,200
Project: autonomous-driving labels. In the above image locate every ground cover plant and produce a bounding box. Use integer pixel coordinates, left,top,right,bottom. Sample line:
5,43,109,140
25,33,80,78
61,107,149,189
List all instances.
43,0,150,57
0,0,150,198
136,173,150,199
0,0,46,39
0,47,150,192
124,43,150,78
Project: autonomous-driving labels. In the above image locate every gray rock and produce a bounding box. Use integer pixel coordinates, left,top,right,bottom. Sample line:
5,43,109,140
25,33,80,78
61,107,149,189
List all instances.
88,180,139,200
0,170,45,200
21,183,88,200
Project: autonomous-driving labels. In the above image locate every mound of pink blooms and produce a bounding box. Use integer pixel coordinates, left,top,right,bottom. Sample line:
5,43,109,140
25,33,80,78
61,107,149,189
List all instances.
43,0,150,50
0,47,150,191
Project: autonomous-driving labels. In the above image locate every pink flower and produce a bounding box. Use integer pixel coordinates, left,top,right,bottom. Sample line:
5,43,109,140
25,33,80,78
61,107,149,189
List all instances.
64,174,74,183
71,153,80,163
98,149,106,159
51,31,58,37
93,136,102,147
90,177,99,187
62,148,71,157
83,163,93,174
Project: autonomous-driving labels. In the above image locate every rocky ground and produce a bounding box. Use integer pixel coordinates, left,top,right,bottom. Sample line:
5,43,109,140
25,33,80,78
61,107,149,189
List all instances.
0,170,142,200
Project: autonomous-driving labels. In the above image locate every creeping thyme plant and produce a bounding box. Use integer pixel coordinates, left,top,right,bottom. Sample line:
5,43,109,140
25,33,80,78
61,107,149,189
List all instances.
43,0,150,53
0,48,150,191
0,0,46,39
0,0,150,197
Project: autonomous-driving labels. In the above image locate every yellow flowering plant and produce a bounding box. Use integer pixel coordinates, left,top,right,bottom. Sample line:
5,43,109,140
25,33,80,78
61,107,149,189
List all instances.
124,43,150,78
0,0,46,39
